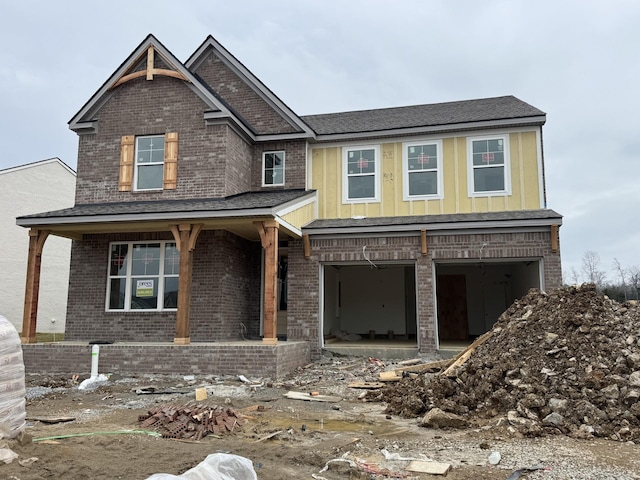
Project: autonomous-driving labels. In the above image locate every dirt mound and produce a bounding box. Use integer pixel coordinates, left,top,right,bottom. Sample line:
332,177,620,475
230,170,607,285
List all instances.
382,284,640,441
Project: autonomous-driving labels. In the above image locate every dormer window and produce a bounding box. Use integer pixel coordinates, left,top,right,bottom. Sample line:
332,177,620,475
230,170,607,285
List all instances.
263,151,285,186
134,135,165,190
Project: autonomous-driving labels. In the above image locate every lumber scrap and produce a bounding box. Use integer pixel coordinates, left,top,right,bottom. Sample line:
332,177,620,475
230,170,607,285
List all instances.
442,330,493,376
394,358,453,376
378,371,403,382
348,382,385,389
284,391,342,403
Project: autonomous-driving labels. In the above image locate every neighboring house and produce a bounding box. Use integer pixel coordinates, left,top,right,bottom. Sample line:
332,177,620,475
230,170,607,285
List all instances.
16,35,561,375
1,158,76,334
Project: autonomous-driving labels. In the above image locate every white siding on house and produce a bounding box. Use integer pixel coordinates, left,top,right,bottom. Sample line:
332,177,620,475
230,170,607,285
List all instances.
0,159,76,334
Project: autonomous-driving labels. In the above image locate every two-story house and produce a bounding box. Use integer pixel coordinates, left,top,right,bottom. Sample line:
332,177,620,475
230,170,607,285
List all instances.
17,35,562,377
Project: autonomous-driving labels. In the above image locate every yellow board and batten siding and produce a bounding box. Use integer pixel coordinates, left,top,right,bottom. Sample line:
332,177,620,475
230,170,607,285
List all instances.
310,131,541,220
280,202,316,231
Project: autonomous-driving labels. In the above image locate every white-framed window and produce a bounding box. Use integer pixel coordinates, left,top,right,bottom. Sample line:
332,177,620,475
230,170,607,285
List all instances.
467,135,511,196
106,241,179,311
343,145,380,203
403,140,443,200
262,151,285,186
134,135,165,190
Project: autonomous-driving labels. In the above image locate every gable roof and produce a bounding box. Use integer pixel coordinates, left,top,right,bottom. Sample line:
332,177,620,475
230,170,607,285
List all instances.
186,35,314,140
0,157,76,176
68,34,257,140
301,95,546,140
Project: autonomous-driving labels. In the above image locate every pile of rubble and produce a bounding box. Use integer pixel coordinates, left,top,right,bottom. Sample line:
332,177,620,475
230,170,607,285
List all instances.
380,284,640,441
138,402,244,440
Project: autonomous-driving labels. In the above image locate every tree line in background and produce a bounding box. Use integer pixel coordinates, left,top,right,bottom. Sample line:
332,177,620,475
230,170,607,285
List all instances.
564,250,640,302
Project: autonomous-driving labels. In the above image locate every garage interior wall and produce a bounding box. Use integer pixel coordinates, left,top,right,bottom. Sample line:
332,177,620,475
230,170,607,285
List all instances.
323,264,416,338
436,260,541,338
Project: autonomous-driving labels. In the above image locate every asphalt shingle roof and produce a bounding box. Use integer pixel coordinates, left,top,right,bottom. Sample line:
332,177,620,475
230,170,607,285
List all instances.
17,189,313,221
300,95,545,135
304,209,562,230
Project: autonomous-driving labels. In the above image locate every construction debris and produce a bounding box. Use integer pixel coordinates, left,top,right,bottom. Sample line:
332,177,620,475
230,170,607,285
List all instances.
138,403,244,440
378,284,640,441
284,391,342,403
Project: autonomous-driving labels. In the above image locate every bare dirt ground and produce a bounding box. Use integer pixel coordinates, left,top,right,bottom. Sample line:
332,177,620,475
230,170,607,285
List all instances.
3,285,640,479
1,356,639,480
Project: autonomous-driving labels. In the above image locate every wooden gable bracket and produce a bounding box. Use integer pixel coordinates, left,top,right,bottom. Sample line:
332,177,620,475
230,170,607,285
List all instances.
420,229,428,256
110,46,190,90
550,224,560,252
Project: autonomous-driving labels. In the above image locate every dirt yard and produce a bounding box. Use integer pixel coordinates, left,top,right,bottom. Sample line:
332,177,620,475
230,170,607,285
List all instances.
3,285,640,479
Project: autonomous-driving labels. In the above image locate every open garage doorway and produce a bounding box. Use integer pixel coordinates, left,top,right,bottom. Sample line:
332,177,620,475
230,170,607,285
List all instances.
435,259,542,350
322,263,418,357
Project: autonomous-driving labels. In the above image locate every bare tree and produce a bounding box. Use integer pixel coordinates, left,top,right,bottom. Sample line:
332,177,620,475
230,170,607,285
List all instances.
581,250,606,290
629,265,640,301
612,258,628,301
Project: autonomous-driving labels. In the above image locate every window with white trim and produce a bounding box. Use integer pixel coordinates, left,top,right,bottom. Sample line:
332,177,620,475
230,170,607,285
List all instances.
343,145,380,202
468,135,510,195
262,151,285,186
107,241,179,311
134,135,165,190
403,140,442,199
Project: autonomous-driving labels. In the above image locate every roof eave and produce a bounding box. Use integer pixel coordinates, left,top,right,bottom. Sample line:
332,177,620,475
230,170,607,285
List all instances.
310,115,546,142
303,216,562,236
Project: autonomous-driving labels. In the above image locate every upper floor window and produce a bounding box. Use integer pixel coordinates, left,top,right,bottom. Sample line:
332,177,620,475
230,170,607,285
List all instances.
468,135,511,196
107,241,179,312
403,140,443,200
135,135,165,190
263,151,285,186
343,145,380,203
119,133,178,192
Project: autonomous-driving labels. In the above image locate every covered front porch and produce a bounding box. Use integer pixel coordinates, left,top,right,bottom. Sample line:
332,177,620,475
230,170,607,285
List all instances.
16,190,316,375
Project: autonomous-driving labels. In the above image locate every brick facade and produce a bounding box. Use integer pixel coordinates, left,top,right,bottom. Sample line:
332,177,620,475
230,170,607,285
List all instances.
287,229,561,360
22,341,310,379
253,140,307,190
194,52,300,135
66,230,263,343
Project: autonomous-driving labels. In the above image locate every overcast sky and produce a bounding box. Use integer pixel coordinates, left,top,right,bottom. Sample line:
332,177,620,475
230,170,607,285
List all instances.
1,0,638,282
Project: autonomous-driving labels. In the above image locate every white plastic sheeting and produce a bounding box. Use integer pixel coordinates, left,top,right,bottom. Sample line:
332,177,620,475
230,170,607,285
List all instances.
146,453,258,480
0,315,26,439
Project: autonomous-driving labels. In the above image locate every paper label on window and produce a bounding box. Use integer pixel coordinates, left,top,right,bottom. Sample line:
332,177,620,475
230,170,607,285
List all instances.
136,280,154,297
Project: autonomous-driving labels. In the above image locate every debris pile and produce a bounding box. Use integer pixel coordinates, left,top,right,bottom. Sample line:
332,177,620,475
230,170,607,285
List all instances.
138,403,244,440
381,284,640,441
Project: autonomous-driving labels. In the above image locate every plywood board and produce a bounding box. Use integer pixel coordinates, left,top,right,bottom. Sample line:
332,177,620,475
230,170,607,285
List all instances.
406,460,451,475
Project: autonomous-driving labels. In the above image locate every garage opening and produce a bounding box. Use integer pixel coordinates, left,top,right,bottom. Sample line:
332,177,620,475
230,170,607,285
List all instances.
436,259,541,350
322,263,417,356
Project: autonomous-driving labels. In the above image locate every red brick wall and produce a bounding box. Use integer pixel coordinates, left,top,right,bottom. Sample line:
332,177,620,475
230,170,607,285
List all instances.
194,52,299,135
288,229,561,359
21,341,310,378
253,140,307,190
74,76,256,204
66,230,262,343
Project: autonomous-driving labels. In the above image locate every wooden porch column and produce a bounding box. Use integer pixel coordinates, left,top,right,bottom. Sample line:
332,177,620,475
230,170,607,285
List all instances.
21,229,50,344
255,220,279,345
170,224,202,345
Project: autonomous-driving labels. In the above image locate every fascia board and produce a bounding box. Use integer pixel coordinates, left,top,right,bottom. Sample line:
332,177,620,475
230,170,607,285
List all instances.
16,207,278,228
272,191,317,217
310,116,547,143
186,36,315,136
303,218,562,236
